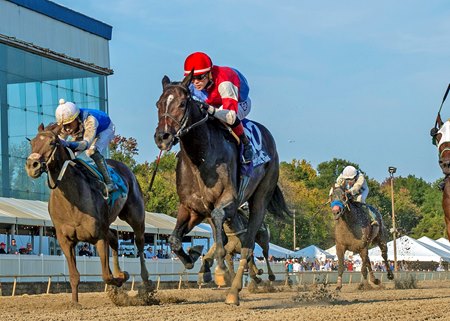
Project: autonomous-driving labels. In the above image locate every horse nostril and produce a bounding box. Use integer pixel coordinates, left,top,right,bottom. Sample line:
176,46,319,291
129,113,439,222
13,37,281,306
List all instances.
32,161,40,169
162,133,171,141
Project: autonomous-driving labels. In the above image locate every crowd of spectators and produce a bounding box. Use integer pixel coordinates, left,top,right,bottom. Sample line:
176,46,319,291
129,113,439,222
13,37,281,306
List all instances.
0,239,35,255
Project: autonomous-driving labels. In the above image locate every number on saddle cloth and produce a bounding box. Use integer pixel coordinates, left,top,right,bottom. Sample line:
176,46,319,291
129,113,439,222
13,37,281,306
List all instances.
242,119,271,168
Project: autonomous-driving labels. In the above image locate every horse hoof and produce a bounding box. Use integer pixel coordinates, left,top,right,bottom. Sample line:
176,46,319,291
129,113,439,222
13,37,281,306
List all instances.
214,266,227,287
269,275,276,282
388,273,394,280
254,277,262,284
257,269,264,275
185,263,194,270
373,279,381,285
203,272,213,283
120,271,130,282
225,293,240,306
335,286,342,291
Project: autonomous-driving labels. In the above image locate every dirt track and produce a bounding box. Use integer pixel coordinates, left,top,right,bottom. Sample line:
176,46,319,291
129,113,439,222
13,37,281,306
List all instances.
1,280,450,321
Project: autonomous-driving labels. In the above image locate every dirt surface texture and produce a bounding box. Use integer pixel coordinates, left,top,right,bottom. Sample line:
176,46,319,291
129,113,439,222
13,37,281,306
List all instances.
1,280,450,321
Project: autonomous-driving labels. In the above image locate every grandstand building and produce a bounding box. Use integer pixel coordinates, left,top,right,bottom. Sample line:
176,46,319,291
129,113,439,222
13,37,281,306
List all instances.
0,0,112,201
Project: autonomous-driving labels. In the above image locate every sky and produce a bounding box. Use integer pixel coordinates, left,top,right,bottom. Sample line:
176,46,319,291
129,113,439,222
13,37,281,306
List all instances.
55,0,450,183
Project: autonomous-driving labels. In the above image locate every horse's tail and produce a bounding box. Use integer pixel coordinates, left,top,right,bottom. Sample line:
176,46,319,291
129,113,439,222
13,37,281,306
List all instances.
267,185,292,220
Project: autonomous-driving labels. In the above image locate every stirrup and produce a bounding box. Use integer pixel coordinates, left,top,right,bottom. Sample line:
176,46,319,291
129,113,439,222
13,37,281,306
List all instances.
371,221,379,226
106,183,118,193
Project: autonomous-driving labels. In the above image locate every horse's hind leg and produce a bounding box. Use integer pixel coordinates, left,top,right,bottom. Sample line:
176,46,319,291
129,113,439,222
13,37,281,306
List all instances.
198,243,215,284
57,233,80,304
378,238,394,280
107,229,120,276
258,228,275,281
96,238,125,287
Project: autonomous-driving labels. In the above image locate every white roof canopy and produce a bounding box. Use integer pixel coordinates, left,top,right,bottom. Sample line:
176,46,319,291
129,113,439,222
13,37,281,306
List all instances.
0,197,210,238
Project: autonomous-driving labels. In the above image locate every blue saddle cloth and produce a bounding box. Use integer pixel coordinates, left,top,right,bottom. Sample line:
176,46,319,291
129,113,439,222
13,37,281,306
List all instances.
240,119,271,177
74,158,128,206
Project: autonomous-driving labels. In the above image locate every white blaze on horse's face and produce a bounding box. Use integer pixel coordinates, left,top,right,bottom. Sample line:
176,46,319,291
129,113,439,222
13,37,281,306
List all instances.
165,94,174,132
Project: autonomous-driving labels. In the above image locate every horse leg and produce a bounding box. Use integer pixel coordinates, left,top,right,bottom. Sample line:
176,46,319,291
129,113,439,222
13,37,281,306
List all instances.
168,205,204,269
378,238,394,280
198,243,215,284
107,229,124,278
247,255,262,284
211,207,229,286
226,200,265,306
359,248,370,288
57,234,80,304
96,238,125,287
258,227,275,281
335,244,345,290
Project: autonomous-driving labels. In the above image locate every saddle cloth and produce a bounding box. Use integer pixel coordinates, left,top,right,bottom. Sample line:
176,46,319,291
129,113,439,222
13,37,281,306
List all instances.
73,155,128,205
242,119,271,167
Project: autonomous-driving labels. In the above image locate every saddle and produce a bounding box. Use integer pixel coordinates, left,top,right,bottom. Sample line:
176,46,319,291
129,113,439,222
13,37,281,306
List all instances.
65,150,128,204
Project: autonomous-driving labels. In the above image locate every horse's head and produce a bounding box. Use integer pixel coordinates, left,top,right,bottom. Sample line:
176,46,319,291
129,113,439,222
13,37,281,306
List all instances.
330,185,349,220
154,73,194,151
25,123,63,178
435,121,450,175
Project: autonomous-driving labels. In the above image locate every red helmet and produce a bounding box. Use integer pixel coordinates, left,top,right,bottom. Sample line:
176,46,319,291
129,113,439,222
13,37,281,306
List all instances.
184,52,213,76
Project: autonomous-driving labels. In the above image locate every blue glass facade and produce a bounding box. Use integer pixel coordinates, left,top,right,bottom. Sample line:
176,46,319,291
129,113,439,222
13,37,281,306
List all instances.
0,42,108,200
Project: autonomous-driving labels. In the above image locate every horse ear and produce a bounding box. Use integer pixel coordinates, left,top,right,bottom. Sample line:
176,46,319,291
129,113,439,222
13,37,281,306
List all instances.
38,123,44,132
162,75,170,89
181,70,193,88
52,124,63,135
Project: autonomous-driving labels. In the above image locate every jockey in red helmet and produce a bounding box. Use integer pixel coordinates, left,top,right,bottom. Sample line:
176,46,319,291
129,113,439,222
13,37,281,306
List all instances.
183,52,254,164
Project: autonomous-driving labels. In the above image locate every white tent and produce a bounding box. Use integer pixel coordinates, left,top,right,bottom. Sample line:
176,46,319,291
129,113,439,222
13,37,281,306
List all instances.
254,242,295,258
418,236,450,254
325,245,353,260
294,245,334,262
366,235,450,262
436,237,450,247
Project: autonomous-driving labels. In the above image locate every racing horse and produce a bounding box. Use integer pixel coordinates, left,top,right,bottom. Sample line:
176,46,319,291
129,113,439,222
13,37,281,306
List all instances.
198,208,275,286
432,119,450,240
154,73,290,305
330,186,394,290
25,123,150,304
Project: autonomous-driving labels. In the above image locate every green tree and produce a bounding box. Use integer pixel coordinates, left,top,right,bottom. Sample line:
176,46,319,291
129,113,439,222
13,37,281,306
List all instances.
109,135,139,170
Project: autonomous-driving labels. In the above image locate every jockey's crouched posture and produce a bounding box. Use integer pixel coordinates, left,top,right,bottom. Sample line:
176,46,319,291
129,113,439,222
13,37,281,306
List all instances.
183,52,254,164
55,99,117,193
333,165,378,225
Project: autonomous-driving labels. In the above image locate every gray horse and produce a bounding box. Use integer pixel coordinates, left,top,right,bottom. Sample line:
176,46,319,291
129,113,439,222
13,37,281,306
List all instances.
154,73,290,305
25,123,150,304
330,186,394,289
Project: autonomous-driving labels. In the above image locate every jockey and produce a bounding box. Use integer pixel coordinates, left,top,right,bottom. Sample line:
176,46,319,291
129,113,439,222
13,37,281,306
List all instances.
183,52,254,164
55,99,117,193
334,165,377,225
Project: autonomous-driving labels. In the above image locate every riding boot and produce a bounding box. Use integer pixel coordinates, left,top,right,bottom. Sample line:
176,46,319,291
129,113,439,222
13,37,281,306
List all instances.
91,151,117,193
239,133,254,164
365,204,379,226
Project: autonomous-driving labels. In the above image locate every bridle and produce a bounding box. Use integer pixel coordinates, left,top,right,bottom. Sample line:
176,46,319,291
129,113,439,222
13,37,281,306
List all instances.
159,83,209,141
31,132,64,189
330,186,350,217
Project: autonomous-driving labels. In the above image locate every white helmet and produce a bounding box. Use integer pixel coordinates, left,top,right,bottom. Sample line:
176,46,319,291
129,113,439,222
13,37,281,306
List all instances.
342,166,358,179
55,99,80,125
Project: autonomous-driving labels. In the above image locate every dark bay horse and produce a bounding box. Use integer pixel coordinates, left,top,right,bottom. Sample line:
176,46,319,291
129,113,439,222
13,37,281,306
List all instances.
330,186,394,289
433,120,450,240
154,74,290,305
199,208,275,286
25,123,150,304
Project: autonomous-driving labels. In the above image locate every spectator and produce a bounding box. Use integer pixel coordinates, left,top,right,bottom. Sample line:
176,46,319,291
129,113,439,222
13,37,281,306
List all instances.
144,246,154,259
8,238,18,254
78,243,93,256
0,242,6,254
26,243,35,255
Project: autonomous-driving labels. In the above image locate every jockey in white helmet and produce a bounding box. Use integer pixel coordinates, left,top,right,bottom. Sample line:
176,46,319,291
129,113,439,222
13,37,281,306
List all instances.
55,99,117,193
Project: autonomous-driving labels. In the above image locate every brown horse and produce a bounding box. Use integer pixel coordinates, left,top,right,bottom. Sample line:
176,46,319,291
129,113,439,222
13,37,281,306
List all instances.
199,208,275,286
330,186,394,289
433,120,450,240
25,123,150,304
154,74,290,305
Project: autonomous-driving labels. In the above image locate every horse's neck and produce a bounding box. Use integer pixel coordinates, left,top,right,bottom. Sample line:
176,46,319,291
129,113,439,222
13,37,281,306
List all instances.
47,147,79,188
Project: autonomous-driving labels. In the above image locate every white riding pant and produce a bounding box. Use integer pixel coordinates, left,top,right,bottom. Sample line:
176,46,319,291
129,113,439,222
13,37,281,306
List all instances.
86,122,115,157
